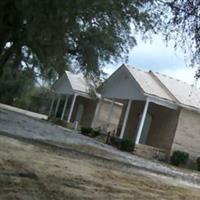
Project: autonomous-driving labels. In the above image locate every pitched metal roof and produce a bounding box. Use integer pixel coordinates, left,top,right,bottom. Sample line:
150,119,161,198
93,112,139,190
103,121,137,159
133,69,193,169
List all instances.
65,71,90,94
54,71,123,105
125,65,200,111
126,66,176,102
153,71,200,110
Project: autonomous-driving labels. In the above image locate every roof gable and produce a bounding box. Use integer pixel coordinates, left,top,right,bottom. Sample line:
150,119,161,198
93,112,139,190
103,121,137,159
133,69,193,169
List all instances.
65,71,90,94
102,64,200,111
125,66,175,102
125,65,200,111
101,65,145,100
152,72,200,110
52,71,90,95
52,73,73,95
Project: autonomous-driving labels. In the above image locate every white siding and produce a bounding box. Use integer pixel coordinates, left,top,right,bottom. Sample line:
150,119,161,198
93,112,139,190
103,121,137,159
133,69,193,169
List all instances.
101,67,145,100
52,74,73,95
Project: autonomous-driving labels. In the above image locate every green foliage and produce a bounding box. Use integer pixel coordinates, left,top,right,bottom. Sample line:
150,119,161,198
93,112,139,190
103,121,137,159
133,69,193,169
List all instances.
110,136,122,149
0,66,35,104
196,157,200,171
0,0,155,78
155,0,200,76
91,130,101,138
120,139,135,152
14,87,53,114
80,127,93,136
110,136,134,152
170,151,189,166
80,127,101,138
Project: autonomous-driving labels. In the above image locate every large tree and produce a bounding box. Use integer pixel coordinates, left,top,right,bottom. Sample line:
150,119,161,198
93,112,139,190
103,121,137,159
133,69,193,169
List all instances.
156,0,200,77
0,0,155,78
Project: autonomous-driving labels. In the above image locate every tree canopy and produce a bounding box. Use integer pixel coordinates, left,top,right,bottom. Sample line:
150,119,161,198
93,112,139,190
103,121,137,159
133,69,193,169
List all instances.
1,1,200,79
0,0,155,78
156,0,200,77
2,0,200,105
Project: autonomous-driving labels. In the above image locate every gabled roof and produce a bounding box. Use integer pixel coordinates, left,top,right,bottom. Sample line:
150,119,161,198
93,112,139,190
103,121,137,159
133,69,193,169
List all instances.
52,71,123,105
52,71,90,96
125,66,176,103
152,71,200,110
124,64,200,111
65,71,90,94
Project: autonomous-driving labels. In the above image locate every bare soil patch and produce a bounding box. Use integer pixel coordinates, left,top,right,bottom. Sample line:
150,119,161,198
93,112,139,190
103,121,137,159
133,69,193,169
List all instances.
0,135,200,200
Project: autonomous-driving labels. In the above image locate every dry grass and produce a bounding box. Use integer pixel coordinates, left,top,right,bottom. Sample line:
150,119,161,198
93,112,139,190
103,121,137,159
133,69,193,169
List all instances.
0,135,200,200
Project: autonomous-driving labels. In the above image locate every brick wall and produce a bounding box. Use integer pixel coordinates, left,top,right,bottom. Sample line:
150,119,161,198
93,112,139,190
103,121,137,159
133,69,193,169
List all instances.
171,109,200,160
71,96,122,132
146,103,179,152
95,101,123,133
71,96,96,127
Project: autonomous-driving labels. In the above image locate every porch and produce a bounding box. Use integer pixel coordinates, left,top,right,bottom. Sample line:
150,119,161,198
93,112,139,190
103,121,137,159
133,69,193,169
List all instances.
117,100,180,159
49,93,97,127
99,65,181,159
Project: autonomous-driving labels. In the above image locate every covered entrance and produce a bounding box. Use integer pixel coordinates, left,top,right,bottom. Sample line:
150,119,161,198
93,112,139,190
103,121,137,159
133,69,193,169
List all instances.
116,99,179,158
100,64,180,159
48,71,97,129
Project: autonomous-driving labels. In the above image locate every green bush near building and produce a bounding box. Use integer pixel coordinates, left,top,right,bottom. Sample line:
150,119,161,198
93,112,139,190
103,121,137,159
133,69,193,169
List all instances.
170,151,189,166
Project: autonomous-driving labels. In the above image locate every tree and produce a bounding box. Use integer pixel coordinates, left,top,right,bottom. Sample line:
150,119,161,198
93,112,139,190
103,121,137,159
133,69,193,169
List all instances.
0,66,35,104
0,0,155,78
156,0,200,77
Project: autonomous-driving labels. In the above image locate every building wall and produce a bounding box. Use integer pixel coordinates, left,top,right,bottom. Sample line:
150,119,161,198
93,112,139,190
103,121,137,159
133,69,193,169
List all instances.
123,101,144,140
52,73,73,95
108,103,123,133
95,100,123,133
116,100,128,136
70,96,122,132
171,109,200,160
71,96,97,127
146,104,179,153
124,101,179,154
101,66,145,100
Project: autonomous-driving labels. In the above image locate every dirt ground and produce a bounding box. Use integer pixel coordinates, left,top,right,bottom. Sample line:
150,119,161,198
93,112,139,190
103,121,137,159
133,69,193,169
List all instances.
0,135,200,200
1,107,200,199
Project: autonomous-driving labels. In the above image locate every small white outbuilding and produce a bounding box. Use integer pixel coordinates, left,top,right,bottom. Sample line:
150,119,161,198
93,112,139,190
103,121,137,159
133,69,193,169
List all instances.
49,71,122,132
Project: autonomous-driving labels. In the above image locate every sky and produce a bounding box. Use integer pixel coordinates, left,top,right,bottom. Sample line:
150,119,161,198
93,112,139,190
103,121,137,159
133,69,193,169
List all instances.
103,34,198,86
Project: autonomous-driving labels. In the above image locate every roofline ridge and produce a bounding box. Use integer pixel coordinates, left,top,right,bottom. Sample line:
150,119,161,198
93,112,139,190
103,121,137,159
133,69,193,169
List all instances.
153,70,194,86
154,70,200,94
149,71,179,103
122,64,146,94
124,64,149,73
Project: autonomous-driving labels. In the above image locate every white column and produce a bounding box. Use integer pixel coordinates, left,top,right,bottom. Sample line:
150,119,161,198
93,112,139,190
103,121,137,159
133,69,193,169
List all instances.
54,95,61,117
48,95,55,118
61,95,69,120
67,93,77,123
119,99,132,139
91,98,103,128
135,99,149,144
104,100,114,132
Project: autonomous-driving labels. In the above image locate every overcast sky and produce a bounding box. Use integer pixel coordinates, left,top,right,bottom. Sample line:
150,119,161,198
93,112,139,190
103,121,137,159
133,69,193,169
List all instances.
103,34,198,86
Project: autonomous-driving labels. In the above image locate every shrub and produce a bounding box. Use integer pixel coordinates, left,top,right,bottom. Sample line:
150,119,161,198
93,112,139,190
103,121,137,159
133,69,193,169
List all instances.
80,127,93,136
80,127,101,138
14,87,53,114
196,157,200,171
110,136,121,148
110,137,134,152
170,151,189,166
120,139,135,152
91,130,101,138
